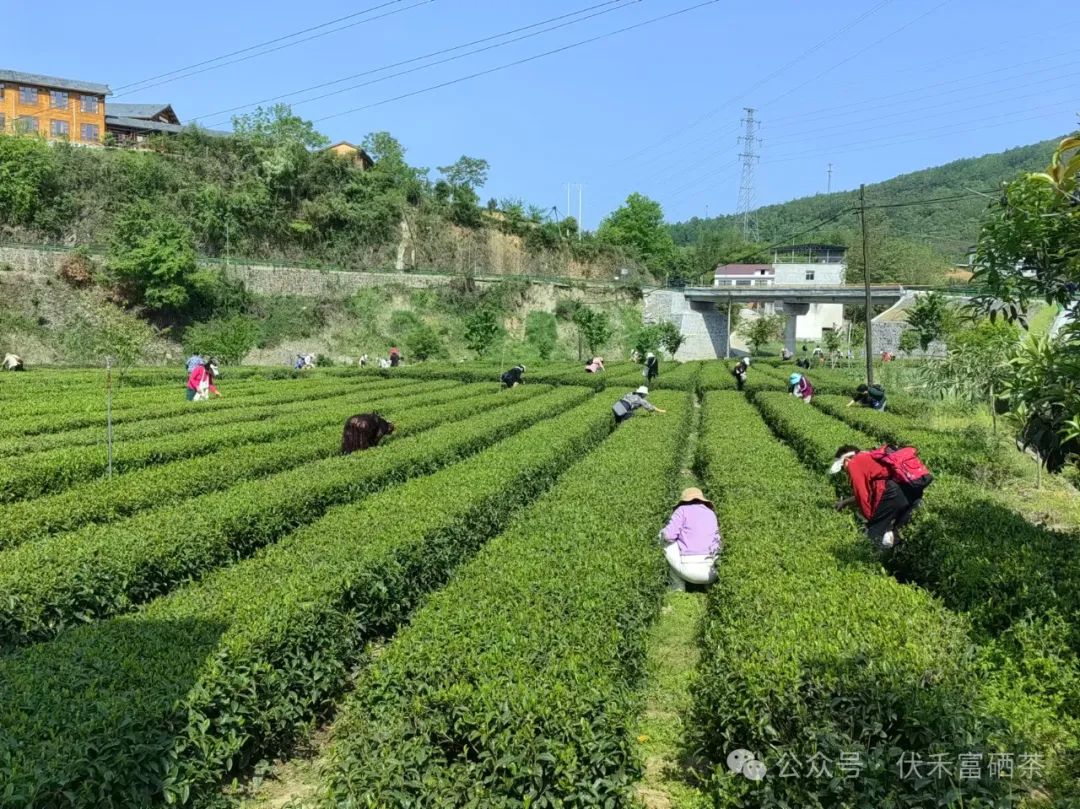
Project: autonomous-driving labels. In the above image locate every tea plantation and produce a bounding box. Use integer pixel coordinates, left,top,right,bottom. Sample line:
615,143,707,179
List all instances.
0,360,1077,808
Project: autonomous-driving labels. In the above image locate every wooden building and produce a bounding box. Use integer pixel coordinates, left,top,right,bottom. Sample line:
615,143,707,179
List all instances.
0,69,109,144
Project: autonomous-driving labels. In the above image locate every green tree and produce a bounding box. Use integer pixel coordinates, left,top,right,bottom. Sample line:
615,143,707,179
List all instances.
657,321,685,358
740,314,784,354
905,292,957,351
182,315,261,364
406,323,444,361
464,308,502,356
233,104,329,150
0,135,60,228
525,311,558,360
437,156,489,191
107,203,202,315
969,134,1080,469
633,324,663,359
572,306,611,357
597,193,677,276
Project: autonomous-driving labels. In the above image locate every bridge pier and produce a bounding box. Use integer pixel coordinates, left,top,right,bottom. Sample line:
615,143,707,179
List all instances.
781,302,810,355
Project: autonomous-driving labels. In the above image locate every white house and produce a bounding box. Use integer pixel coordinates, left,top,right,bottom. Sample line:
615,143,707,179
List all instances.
714,244,847,342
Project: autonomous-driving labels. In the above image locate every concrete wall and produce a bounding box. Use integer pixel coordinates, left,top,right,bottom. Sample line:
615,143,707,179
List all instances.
798,303,844,342
0,244,628,301
773,263,845,285
644,289,729,360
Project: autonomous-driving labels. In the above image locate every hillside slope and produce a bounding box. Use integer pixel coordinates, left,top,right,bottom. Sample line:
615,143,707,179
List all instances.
671,138,1061,258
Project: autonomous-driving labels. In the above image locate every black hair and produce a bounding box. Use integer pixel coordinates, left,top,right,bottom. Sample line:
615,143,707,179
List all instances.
834,444,861,458
856,383,868,394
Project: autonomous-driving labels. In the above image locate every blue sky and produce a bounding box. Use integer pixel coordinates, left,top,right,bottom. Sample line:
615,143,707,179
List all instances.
8,1,1078,228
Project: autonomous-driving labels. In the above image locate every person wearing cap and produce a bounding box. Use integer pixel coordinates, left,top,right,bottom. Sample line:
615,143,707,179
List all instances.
659,487,721,590
501,364,526,389
830,445,921,550
732,357,750,391
644,351,660,383
788,372,814,403
611,386,666,426
848,383,886,411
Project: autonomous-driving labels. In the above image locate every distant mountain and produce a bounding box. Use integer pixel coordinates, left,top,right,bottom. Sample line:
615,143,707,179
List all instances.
669,138,1063,259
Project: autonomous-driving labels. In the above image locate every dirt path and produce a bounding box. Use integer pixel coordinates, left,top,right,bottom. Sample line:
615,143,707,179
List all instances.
633,395,710,809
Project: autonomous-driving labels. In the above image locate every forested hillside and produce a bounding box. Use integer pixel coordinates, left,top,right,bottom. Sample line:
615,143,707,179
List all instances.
670,138,1061,259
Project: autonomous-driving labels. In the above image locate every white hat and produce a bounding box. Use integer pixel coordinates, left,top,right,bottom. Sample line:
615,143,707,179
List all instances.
743,357,751,365
636,385,649,395
829,451,857,475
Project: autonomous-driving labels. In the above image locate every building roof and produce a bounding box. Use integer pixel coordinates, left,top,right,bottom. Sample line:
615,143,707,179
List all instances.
714,263,774,276
323,141,375,165
105,115,231,138
0,69,109,96
107,103,179,123
778,243,848,253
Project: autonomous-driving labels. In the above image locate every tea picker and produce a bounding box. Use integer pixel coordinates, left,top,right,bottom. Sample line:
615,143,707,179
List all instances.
611,386,666,426
830,444,933,550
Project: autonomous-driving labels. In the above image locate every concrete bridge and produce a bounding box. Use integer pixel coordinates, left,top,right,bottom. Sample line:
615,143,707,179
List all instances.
644,285,911,360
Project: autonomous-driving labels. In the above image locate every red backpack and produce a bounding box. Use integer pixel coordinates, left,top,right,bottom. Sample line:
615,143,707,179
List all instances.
868,445,933,490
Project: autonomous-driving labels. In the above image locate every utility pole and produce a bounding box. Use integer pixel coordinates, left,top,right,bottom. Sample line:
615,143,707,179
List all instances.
577,184,583,241
566,183,572,220
827,163,833,194
736,107,761,240
859,184,874,384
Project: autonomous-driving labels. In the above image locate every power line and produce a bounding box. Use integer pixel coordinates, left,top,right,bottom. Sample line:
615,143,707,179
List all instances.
195,0,640,125
762,101,1078,164
757,0,955,111
113,0,436,98
312,0,723,124
605,0,895,169
637,0,954,196
764,67,1080,147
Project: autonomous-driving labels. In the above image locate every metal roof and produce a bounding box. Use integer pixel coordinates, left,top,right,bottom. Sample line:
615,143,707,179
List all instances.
105,116,231,138
714,264,774,276
0,69,109,96
107,103,177,122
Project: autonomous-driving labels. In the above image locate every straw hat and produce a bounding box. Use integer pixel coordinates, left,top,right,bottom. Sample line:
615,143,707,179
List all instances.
636,385,649,395
677,487,713,507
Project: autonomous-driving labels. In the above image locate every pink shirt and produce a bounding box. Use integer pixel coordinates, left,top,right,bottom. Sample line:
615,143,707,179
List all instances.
662,503,721,556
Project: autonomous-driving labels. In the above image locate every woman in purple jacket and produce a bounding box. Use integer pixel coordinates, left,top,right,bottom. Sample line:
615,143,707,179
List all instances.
659,487,722,591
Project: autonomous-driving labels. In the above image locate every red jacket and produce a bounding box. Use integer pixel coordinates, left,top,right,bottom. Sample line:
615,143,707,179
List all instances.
187,365,218,395
846,451,889,519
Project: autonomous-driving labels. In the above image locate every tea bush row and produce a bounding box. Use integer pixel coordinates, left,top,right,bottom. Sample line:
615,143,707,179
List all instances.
750,391,1080,795
692,392,1029,807
0,394,618,808
0,387,590,651
321,392,689,807
0,380,444,502
0,376,391,440
0,383,505,548
0,377,427,459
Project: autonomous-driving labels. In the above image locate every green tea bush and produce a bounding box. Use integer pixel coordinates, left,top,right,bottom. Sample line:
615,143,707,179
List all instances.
0,387,589,651
321,392,689,806
0,381,446,503
0,378,426,458
749,392,1080,796
0,383,496,547
0,376,377,440
692,392,1030,807
0,395,617,808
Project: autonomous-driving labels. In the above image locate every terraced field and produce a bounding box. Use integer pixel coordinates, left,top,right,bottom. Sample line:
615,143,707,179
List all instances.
0,361,1076,808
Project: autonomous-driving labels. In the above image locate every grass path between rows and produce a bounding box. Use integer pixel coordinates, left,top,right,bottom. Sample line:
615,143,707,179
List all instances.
633,395,710,809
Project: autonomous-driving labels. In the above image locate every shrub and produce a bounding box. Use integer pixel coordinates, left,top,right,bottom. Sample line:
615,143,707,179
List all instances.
322,392,689,805
0,394,615,807
182,315,261,364
692,392,1032,807
0,388,591,651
